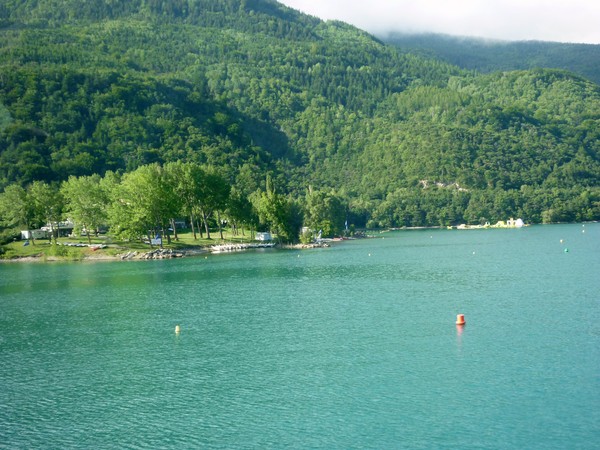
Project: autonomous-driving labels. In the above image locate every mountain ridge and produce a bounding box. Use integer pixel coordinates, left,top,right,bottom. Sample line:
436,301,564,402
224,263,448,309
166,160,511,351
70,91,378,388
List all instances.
382,32,600,85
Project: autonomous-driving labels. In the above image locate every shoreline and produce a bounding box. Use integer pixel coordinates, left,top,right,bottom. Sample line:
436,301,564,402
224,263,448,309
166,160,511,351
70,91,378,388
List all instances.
7,223,589,263
0,241,332,264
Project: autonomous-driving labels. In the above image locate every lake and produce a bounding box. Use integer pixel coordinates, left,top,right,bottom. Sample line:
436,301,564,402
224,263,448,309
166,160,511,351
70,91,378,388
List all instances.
1,223,599,448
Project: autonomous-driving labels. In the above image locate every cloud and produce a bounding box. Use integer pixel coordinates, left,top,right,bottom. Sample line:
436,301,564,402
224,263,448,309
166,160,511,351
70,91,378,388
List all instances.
279,0,600,44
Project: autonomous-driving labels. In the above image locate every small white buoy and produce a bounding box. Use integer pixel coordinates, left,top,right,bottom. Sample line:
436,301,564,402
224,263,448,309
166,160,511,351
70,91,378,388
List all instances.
560,239,564,244
175,325,180,334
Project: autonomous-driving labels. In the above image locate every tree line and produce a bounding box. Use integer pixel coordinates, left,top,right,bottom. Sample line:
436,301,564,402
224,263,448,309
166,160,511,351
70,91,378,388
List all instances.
3,162,598,252
0,162,351,246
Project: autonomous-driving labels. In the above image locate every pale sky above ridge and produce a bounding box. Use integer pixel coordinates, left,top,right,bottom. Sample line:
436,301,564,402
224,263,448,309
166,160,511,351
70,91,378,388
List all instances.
279,0,600,44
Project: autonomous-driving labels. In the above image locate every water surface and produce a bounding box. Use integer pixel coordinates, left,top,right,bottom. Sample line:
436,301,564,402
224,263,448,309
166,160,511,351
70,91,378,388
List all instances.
1,224,599,448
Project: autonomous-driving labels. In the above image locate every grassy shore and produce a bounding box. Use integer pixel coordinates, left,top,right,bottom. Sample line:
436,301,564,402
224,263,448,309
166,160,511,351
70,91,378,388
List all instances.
0,229,265,262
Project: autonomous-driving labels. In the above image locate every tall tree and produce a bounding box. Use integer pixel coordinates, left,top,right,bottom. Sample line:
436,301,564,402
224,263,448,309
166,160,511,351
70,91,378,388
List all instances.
163,161,203,240
107,164,179,245
29,181,63,243
252,175,302,243
304,188,347,238
0,184,36,243
61,174,108,244
195,166,230,239
225,186,257,238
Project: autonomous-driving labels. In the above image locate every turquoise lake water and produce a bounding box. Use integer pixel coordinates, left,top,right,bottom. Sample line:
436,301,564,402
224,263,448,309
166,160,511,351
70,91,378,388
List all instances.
1,223,599,448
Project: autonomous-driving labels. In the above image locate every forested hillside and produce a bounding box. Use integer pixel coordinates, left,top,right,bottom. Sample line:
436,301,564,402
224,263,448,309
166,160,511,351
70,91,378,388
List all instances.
1,0,599,237
382,32,600,85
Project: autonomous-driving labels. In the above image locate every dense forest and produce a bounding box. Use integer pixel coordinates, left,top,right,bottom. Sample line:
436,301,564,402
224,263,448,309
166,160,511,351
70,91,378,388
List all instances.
382,32,600,85
1,0,599,243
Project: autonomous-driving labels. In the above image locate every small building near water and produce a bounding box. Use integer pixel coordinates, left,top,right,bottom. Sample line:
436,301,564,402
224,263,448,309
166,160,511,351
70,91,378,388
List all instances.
21,229,49,240
41,220,75,237
255,232,272,241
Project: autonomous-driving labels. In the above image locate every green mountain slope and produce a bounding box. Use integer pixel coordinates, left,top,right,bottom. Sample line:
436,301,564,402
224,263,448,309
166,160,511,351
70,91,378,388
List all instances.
1,0,599,227
382,32,600,85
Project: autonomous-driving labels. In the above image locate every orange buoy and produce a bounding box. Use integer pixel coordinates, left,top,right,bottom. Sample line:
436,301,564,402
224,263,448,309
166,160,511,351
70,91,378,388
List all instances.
456,314,466,326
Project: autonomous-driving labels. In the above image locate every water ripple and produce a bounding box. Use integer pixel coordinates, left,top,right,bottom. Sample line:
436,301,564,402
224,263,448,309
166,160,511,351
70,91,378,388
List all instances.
1,224,599,448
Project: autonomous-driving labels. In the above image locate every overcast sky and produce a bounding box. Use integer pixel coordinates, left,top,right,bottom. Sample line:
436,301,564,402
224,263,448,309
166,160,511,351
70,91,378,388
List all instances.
278,0,600,44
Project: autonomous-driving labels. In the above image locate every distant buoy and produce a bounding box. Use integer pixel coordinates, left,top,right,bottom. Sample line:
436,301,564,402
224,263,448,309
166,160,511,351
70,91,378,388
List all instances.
564,248,569,253
560,239,564,244
456,314,466,326
175,325,180,334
